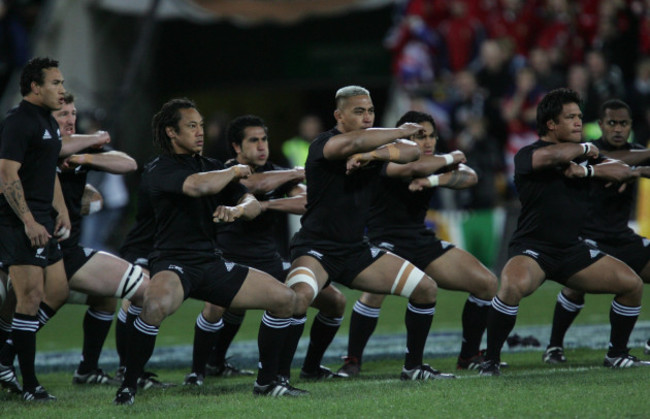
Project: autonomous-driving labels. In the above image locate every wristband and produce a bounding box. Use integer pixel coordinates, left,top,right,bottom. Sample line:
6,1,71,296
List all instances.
427,174,440,187
586,165,594,177
582,143,590,155
443,154,454,165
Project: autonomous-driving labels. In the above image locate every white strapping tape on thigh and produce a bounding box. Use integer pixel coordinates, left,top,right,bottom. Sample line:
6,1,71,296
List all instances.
390,261,424,298
116,264,144,300
286,267,319,302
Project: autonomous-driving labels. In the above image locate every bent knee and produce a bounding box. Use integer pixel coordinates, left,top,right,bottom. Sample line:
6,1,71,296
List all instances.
561,287,585,302
410,276,437,304
202,304,225,322
328,291,347,316
359,292,385,308
471,272,498,300
291,283,315,314
18,289,44,311
88,296,117,313
618,272,644,297
270,287,295,318
142,298,171,325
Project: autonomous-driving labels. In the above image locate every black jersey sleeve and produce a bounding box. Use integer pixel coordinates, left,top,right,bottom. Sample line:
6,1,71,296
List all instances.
514,145,535,176
148,157,195,195
0,116,36,163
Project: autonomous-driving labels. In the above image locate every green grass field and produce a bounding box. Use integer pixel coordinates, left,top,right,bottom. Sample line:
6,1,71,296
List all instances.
2,281,650,417
1,350,648,417
36,281,650,353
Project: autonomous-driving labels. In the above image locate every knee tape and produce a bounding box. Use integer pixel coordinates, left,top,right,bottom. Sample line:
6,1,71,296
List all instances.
116,264,144,300
286,267,319,302
391,261,424,298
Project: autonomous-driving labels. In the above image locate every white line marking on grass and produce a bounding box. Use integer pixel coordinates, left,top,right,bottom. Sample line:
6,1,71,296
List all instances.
33,321,650,372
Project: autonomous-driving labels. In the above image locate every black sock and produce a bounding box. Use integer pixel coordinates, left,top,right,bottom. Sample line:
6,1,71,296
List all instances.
0,302,55,369
0,318,11,346
11,313,40,391
256,312,290,385
459,295,491,359
485,297,518,363
77,309,114,374
302,313,343,372
548,291,584,348
115,307,128,368
404,301,435,369
123,316,158,389
37,302,56,330
191,314,223,376
347,300,380,365
607,300,640,357
0,337,15,366
208,311,244,367
278,315,305,379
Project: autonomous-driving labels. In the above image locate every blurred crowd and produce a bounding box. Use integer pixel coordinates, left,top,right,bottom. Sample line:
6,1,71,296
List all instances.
384,0,650,208
0,0,42,95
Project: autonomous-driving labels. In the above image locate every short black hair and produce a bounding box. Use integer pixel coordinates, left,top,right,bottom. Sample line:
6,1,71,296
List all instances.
62,91,74,105
20,57,59,97
395,110,437,132
152,98,197,155
226,115,268,151
536,88,582,136
599,99,632,120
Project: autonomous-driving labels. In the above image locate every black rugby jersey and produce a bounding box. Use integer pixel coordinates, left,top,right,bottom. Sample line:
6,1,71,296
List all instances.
217,160,294,260
58,148,104,249
299,128,381,243
119,161,156,258
145,154,246,254
367,162,438,240
581,138,646,243
510,140,601,247
0,101,62,225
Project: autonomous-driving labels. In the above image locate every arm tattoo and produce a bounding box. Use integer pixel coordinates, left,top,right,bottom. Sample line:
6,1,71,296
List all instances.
445,171,473,189
3,179,30,217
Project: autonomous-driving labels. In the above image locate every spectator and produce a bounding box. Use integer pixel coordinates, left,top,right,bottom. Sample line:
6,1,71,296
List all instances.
483,0,541,58
438,1,485,73
502,66,544,192
583,49,625,121
528,47,566,92
282,114,323,168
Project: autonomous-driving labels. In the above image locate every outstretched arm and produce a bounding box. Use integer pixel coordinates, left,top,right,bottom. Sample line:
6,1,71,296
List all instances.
346,140,421,174
409,164,478,191
385,150,467,178
532,142,599,170
60,131,111,157
633,166,650,178
183,164,251,197
260,184,307,215
62,151,137,174
564,159,640,183
602,148,650,166
239,167,305,195
213,193,262,223
323,123,424,160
